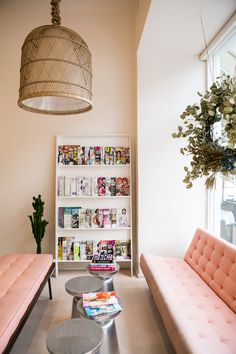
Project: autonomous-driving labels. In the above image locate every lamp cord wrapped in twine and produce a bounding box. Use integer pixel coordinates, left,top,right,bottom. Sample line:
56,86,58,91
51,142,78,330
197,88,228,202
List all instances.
51,0,61,25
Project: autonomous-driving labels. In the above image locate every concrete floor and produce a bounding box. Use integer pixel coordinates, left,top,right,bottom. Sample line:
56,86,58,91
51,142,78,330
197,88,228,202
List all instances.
10,270,175,354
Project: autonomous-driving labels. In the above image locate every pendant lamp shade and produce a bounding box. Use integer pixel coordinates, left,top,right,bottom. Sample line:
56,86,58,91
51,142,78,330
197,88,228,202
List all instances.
18,1,93,115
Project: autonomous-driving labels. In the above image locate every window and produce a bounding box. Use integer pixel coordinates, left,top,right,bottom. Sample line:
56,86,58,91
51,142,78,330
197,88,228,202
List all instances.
205,24,236,245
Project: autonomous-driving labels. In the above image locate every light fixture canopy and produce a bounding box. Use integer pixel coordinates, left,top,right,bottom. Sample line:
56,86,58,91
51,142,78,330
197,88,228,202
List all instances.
18,0,93,115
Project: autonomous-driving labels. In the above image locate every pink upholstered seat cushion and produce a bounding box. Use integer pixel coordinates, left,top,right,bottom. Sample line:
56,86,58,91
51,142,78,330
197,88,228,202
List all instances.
140,253,236,354
0,254,53,353
184,228,236,313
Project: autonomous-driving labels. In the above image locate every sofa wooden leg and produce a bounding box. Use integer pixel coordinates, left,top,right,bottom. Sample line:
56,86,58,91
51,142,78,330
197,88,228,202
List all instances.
48,277,52,300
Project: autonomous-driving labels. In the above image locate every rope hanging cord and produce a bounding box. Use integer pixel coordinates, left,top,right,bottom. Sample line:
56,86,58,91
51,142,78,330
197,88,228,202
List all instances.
51,0,61,25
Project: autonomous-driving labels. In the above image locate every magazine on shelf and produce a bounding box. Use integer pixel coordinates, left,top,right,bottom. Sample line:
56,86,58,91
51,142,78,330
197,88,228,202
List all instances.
84,146,90,165
109,147,115,165
103,208,111,228
58,176,64,196
98,209,104,228
58,146,64,165
70,177,77,197
110,208,117,228
86,241,94,260
95,146,102,165
71,207,80,228
97,177,106,196
64,176,71,196
74,241,80,260
72,145,78,165
91,209,99,228
91,178,98,196
117,208,129,227
114,240,131,259
58,207,64,228
84,303,122,317
89,146,95,165
79,241,87,260
104,147,110,165
83,291,117,308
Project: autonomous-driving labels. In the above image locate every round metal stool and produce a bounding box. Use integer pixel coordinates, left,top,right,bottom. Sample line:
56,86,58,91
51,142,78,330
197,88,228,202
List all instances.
65,276,103,318
46,318,103,354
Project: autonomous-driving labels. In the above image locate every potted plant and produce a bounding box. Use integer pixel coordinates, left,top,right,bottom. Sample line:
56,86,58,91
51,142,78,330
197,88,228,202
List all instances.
28,194,49,254
172,76,236,189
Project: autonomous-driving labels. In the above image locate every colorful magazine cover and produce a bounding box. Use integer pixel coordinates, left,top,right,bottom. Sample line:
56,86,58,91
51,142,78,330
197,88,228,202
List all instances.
68,145,74,165
73,240,80,260
73,145,78,165
57,237,63,260
103,208,111,228
97,177,106,196
95,146,102,165
71,207,80,228
124,147,130,164
58,146,64,165
86,241,94,260
78,146,84,165
84,303,122,317
122,177,130,196
83,291,117,307
103,147,110,165
116,177,123,196
63,145,70,165
66,238,74,260
109,147,115,165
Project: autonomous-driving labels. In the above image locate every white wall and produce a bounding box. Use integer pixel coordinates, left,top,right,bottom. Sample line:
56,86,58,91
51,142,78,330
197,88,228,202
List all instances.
137,0,236,274
0,0,136,255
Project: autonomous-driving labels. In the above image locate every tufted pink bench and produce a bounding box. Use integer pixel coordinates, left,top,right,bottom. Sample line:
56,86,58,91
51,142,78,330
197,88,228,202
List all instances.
140,228,236,354
0,254,54,354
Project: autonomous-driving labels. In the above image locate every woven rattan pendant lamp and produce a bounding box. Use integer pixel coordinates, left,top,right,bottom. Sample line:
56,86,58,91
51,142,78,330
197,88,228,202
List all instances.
18,0,93,115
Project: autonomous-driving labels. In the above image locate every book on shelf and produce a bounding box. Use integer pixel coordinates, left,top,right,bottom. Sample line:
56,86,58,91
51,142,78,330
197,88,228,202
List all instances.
83,291,117,307
84,303,122,317
89,265,116,271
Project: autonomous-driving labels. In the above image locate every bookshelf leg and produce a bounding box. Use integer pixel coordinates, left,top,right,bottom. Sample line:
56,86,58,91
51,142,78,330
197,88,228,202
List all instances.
71,297,81,318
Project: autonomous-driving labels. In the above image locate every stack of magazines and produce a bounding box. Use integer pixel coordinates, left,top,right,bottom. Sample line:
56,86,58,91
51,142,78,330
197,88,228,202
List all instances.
82,291,122,317
89,254,116,272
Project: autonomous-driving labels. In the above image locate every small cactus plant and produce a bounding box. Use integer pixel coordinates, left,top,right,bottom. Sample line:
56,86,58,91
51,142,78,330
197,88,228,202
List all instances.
28,195,49,254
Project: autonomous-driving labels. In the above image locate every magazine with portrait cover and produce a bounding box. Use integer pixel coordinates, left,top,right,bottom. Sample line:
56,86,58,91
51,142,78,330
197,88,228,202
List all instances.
97,177,106,196
91,209,99,228
116,177,123,196
109,147,115,165
79,208,86,228
84,208,92,228
117,208,129,227
104,147,110,165
110,208,117,228
79,241,87,260
95,146,102,165
103,208,111,228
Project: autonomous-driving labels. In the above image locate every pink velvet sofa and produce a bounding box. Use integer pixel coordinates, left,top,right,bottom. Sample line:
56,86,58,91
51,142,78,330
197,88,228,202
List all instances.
140,228,236,354
0,254,54,354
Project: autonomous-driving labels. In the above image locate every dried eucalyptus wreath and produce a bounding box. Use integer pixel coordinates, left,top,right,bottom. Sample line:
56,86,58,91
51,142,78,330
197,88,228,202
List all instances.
173,76,236,189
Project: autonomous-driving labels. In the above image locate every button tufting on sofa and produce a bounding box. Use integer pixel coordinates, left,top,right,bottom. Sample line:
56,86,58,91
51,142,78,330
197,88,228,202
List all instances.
140,228,236,354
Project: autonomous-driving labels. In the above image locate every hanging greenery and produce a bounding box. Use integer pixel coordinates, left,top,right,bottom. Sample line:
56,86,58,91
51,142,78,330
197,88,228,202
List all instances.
172,76,236,189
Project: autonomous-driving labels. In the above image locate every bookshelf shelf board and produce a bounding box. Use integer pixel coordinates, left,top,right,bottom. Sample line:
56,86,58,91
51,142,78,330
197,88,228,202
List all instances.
57,259,131,263
58,164,130,168
57,196,131,199
57,227,132,231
